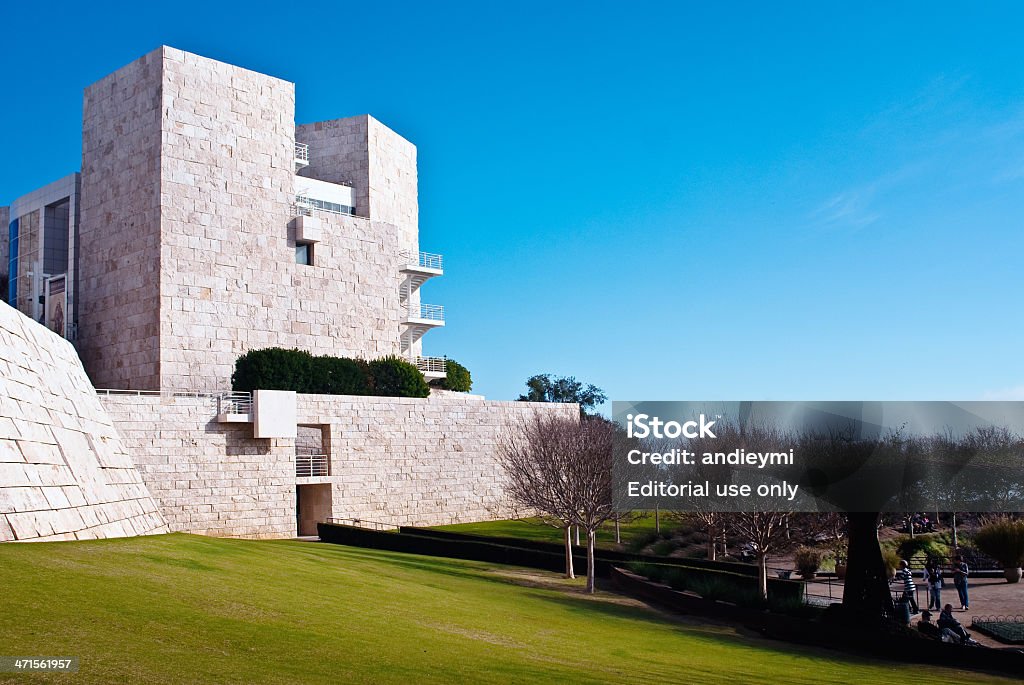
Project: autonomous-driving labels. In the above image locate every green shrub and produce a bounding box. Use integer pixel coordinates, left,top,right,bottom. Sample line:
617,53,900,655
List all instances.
689,575,731,602
769,596,823,618
651,539,677,557
882,549,901,577
973,517,1024,568
368,356,430,398
232,347,315,392
434,359,472,392
794,546,824,577
310,356,373,396
626,561,651,577
895,534,949,564
233,348,430,397
664,568,690,591
627,531,661,553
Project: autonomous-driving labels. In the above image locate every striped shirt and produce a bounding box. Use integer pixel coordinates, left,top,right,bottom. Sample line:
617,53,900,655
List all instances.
896,567,916,592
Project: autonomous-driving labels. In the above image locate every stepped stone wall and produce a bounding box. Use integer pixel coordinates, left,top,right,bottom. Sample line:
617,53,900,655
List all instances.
0,302,168,542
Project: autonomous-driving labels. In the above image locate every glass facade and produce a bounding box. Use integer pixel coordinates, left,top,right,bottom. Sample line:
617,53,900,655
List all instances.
7,217,17,307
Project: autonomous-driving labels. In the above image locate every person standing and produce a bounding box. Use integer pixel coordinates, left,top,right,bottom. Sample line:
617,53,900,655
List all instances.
953,555,970,611
924,560,942,611
895,560,919,614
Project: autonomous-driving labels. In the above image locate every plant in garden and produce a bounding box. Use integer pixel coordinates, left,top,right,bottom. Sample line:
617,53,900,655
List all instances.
794,546,824,579
973,517,1024,583
368,356,430,398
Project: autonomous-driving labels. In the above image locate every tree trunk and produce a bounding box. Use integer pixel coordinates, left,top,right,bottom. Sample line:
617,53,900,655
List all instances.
615,518,621,545
757,553,768,601
586,528,597,593
655,505,660,533
575,525,580,547
952,512,958,550
707,524,717,561
842,511,895,620
563,525,575,579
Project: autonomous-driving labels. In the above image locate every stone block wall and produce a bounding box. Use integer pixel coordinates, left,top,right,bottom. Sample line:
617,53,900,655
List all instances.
99,390,577,537
297,393,578,526
156,48,297,392
100,394,296,538
78,47,165,390
296,114,419,252
0,301,168,541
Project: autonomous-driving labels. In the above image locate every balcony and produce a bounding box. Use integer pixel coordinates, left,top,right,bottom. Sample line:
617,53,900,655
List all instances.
216,392,253,423
400,251,443,292
405,303,445,326
296,453,328,478
295,141,309,170
414,355,447,380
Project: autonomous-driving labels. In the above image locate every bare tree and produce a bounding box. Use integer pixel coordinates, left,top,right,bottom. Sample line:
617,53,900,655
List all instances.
498,413,581,578
731,510,792,600
498,413,616,593
567,417,617,592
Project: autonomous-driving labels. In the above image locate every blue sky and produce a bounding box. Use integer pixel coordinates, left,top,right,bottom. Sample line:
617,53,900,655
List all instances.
3,2,1023,409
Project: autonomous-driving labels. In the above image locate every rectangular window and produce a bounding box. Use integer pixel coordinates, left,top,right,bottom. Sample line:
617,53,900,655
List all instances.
295,242,313,266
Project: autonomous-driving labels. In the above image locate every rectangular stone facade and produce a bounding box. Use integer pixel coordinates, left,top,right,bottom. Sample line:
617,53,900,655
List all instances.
78,47,165,390
76,47,429,392
101,392,577,537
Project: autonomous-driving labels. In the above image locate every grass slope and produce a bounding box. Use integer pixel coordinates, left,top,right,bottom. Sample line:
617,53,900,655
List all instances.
0,534,1011,684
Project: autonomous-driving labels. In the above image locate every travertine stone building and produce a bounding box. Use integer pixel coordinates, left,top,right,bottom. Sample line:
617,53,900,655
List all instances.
72,46,442,392
1,47,577,539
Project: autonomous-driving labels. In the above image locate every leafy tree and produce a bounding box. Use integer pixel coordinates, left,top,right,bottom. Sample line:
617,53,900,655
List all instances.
517,374,606,416
432,359,472,392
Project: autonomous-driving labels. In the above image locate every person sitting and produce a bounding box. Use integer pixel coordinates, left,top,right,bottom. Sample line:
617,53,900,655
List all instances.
917,611,942,639
938,604,975,644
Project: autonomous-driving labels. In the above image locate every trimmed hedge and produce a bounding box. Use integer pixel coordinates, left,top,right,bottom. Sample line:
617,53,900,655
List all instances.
232,347,315,392
368,356,430,398
318,523,803,602
310,356,373,396
232,348,427,398
403,527,759,575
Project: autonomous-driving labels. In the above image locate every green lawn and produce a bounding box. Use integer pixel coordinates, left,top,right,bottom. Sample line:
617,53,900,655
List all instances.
431,516,662,548
0,534,1011,684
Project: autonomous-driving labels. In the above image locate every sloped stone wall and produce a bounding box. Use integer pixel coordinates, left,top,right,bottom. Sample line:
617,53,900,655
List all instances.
0,302,168,541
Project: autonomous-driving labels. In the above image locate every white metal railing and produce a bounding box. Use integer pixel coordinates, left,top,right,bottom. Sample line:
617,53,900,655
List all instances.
326,517,397,531
217,392,253,416
95,388,252,415
294,196,355,217
296,453,328,478
411,303,445,322
401,251,443,271
295,141,309,164
414,356,447,374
